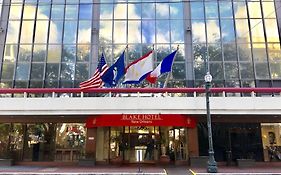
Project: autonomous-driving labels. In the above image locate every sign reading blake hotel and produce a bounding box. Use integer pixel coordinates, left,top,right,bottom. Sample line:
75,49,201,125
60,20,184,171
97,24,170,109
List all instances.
86,114,196,128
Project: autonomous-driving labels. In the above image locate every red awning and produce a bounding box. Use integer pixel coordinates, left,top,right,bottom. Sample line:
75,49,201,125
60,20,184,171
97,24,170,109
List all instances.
86,114,196,128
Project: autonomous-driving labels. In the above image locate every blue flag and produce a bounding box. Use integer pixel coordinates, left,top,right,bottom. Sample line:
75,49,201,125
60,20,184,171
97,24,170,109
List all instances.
102,51,125,87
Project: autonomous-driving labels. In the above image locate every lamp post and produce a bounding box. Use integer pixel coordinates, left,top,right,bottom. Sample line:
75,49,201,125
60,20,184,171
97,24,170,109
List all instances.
204,72,218,173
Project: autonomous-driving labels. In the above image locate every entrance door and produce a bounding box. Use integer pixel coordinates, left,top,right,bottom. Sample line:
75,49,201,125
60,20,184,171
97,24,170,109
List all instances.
168,128,187,162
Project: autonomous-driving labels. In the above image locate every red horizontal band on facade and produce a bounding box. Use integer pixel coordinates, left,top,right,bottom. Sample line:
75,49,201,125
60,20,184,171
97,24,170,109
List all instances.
0,87,280,94
86,114,197,128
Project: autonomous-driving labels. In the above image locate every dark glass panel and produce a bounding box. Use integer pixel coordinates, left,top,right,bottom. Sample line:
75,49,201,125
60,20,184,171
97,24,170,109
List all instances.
6,21,21,44
142,20,155,44
128,21,141,43
18,45,32,62
15,63,30,80
225,62,239,79
63,21,77,44
142,2,155,19
79,4,92,20
210,62,223,80
1,63,15,80
238,44,252,61
60,63,75,80
65,5,78,19
4,45,18,62
0,81,13,88
44,80,58,88
47,45,62,63
192,20,206,43
46,63,59,80
30,80,44,88
223,43,237,61
20,20,35,44
34,20,48,43
33,45,47,62
255,62,270,79
219,1,233,18
77,45,90,62
270,62,281,79
14,81,28,88
75,63,89,81
62,45,76,62
30,63,44,80
240,62,254,79
208,43,222,61
60,80,73,88
205,1,218,19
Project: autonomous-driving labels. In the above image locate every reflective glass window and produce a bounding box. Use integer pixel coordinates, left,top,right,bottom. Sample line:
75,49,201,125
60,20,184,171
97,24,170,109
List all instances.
210,62,223,79
15,63,30,80
142,20,155,44
223,43,237,61
156,3,169,19
30,63,44,80
65,5,78,19
6,21,21,44
238,43,252,61
9,4,23,19
191,2,204,19
142,3,155,19
113,21,126,43
156,20,170,43
248,2,262,19
205,2,218,19
51,5,65,19
33,45,47,62
206,20,220,43
171,20,184,43
270,62,281,79
20,20,35,44
23,5,36,19
264,19,280,43
63,21,77,44
250,19,265,43
128,4,141,19
46,63,59,80
18,45,32,62
100,4,113,19
170,2,183,19
79,4,92,20
77,45,90,62
34,21,48,43
62,45,76,62
60,63,75,80
225,62,239,79
47,45,62,63
219,2,233,18
262,2,276,18
235,19,250,43
4,45,17,62
267,43,281,62
233,2,247,19
78,21,91,44
255,62,270,79
75,63,89,80
49,21,63,44
1,63,15,80
37,5,51,19
192,20,206,43
252,43,267,61
100,21,112,43
208,43,222,61
114,4,127,19
240,62,254,79
221,19,235,42
128,21,141,43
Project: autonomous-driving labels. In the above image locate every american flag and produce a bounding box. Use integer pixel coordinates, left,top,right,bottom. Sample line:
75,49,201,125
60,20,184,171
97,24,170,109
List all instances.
79,53,109,89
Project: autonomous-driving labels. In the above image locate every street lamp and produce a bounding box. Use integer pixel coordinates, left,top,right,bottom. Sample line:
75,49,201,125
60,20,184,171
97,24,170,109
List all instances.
204,72,218,173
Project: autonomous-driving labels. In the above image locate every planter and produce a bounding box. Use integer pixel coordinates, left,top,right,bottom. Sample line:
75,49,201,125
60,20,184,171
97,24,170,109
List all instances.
236,159,255,168
0,159,14,166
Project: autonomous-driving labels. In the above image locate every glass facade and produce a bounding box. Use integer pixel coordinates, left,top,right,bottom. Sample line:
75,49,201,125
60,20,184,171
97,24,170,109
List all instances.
0,0,280,89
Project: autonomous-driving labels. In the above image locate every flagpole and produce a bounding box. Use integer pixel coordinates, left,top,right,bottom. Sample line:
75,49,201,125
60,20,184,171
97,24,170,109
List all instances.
163,45,179,88
151,44,155,88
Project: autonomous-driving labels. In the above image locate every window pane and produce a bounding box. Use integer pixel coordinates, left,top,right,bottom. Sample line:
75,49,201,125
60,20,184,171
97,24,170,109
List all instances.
62,45,76,62
219,2,233,18
252,43,267,61
262,2,276,18
142,3,155,19
6,21,21,44
114,4,126,19
267,43,281,62
206,20,220,43
20,21,35,43
223,43,237,61
15,63,30,80
100,4,113,19
113,21,126,43
128,4,141,19
46,63,59,80
1,63,15,80
9,4,23,19
250,19,265,43
248,2,262,19
33,45,46,62
209,43,222,61
128,21,141,43
255,62,270,79
171,20,184,43
156,3,169,19
240,62,254,79
4,45,17,62
205,2,218,19
51,5,64,19
221,19,235,42
210,62,223,79
34,20,48,43
238,44,252,61
77,45,90,62
234,2,247,18
79,4,92,20
49,21,63,43
78,21,91,44
225,62,239,79
264,19,280,43
156,20,169,43
47,45,61,63
30,63,44,80
142,20,155,44
235,19,250,43
23,5,36,19
63,21,77,43
100,21,112,43
60,63,75,80
270,62,281,79
191,2,204,19
65,5,78,19
18,45,32,62
170,2,183,19
37,5,50,19
192,20,206,43
75,63,89,80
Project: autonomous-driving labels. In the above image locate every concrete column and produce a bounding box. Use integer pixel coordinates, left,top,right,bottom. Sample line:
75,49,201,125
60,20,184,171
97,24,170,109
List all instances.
187,127,199,157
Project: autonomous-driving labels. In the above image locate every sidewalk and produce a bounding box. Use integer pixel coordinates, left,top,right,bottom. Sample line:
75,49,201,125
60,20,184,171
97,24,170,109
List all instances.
0,162,280,175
